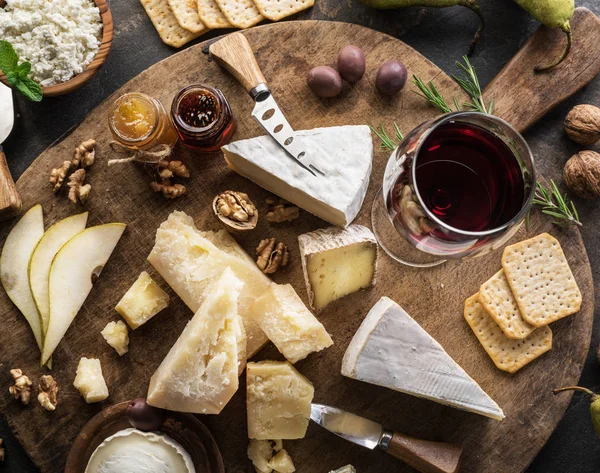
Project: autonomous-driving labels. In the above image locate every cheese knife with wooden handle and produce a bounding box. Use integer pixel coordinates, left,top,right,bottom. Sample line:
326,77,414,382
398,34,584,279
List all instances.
0,83,21,221
311,404,463,473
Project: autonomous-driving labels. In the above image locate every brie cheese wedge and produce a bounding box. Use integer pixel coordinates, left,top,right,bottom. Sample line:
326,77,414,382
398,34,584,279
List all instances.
222,125,373,227
85,428,195,473
342,297,505,420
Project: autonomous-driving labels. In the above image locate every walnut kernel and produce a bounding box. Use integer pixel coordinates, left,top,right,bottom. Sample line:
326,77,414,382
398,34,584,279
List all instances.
49,161,71,192
564,104,600,145
266,197,300,223
564,150,600,199
37,375,58,411
67,169,92,203
256,238,290,274
214,191,258,232
8,369,32,405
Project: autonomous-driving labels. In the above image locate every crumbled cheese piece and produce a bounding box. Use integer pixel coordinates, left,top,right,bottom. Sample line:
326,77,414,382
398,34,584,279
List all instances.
101,321,129,356
0,0,102,86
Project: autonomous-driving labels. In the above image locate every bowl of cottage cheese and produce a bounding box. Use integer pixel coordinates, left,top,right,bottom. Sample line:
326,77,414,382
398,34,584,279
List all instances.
0,0,113,96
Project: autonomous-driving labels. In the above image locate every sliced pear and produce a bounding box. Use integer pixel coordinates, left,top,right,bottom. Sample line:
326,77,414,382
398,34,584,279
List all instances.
41,223,126,365
29,212,89,337
0,205,45,350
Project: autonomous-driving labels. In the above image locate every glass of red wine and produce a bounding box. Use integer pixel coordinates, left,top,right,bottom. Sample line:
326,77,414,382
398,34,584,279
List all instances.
371,111,536,267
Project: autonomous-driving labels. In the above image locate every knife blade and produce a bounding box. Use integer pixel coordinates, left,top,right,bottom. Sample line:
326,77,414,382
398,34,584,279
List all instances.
209,32,325,176
310,404,463,473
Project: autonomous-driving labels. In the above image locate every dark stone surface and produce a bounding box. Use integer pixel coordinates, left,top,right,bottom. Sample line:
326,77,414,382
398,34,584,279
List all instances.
1,0,599,471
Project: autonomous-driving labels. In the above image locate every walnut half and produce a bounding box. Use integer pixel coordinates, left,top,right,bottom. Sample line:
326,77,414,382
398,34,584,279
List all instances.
37,375,58,411
256,238,290,274
8,369,32,405
213,191,258,232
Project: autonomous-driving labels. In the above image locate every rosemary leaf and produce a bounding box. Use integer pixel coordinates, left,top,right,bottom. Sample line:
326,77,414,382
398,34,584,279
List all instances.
533,180,582,227
369,124,403,151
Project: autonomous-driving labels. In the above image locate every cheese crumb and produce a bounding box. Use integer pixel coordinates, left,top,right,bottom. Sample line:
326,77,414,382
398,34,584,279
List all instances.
0,0,102,86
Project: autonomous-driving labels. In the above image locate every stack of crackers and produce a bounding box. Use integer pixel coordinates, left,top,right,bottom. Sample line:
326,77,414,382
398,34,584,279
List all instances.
464,233,582,374
140,0,315,48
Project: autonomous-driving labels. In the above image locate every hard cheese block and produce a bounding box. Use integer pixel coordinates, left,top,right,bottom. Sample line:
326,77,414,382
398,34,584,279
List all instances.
148,211,271,357
147,268,245,414
342,297,504,420
250,283,333,363
222,125,373,228
299,225,377,310
247,361,314,439
115,271,170,329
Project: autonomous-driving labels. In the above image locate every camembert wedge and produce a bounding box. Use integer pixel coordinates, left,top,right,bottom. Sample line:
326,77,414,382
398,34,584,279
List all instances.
299,225,377,310
250,283,333,363
147,268,246,414
222,125,373,228
342,297,504,420
147,211,270,357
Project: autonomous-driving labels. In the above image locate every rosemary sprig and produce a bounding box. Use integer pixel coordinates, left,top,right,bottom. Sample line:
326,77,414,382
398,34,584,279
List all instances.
532,180,582,227
369,123,404,151
413,76,454,114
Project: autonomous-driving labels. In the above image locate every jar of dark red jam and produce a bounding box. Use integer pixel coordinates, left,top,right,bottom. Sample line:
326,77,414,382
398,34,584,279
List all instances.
170,85,236,151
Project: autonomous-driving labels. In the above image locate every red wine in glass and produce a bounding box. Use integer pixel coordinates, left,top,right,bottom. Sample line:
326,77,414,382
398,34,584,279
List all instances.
414,121,525,236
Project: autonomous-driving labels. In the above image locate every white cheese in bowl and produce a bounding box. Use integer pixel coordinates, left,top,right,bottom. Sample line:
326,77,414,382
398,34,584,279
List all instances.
0,0,102,86
85,428,196,473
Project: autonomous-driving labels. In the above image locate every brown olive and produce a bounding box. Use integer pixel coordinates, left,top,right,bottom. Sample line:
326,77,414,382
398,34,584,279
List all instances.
376,60,408,96
337,45,366,83
126,398,166,432
307,66,343,98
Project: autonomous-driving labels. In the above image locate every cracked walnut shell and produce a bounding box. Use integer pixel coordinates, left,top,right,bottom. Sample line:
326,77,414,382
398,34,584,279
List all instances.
565,104,600,145
256,238,290,274
213,191,258,232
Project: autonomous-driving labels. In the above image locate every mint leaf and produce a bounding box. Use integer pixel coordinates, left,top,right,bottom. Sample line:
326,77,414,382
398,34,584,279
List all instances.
14,77,42,102
0,40,18,74
5,70,18,87
16,61,31,78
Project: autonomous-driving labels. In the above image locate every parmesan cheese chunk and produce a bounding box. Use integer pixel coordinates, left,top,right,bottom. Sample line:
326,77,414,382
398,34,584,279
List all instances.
73,357,109,403
101,321,129,356
115,272,170,329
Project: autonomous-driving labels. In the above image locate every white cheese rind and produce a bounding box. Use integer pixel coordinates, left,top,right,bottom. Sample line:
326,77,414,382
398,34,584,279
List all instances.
85,428,195,473
247,361,314,440
222,125,373,228
250,284,333,363
342,297,505,421
147,211,270,357
298,225,377,310
147,268,245,414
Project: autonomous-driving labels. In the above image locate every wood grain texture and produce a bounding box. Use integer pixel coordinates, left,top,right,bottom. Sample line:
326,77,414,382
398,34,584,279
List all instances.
0,21,593,473
485,8,600,133
0,147,21,221
0,0,113,97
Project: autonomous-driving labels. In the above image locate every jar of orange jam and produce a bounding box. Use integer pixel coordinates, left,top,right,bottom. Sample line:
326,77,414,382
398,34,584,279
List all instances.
109,93,178,150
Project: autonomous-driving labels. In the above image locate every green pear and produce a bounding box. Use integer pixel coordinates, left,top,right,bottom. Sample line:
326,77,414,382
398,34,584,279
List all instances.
554,386,600,439
358,0,484,54
513,0,574,71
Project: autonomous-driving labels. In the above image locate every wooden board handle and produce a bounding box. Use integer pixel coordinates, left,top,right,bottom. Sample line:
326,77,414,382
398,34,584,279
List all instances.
383,431,463,473
0,146,22,221
485,7,600,134
209,32,267,93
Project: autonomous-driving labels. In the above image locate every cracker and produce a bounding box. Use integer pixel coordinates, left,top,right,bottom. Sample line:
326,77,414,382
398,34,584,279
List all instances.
253,0,314,21
502,233,582,327
140,0,204,48
479,270,536,340
464,293,552,374
214,0,263,28
198,0,233,28
168,0,209,33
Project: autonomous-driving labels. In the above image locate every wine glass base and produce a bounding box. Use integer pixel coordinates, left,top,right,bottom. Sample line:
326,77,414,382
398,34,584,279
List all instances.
371,187,447,268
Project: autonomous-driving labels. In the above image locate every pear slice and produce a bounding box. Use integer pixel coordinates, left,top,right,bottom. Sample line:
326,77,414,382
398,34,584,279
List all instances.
0,205,45,350
41,223,126,365
29,212,89,338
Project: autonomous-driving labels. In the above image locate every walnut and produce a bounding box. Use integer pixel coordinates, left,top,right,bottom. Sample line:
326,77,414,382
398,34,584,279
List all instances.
563,150,600,199
0,438,4,463
72,139,97,169
213,191,258,232
565,105,600,145
158,160,190,179
256,238,290,274
151,180,187,199
67,169,92,203
8,369,32,405
49,161,71,192
37,375,58,411
266,197,300,223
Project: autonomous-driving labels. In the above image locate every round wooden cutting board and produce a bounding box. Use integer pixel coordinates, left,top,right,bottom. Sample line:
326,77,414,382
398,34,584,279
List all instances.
0,21,593,473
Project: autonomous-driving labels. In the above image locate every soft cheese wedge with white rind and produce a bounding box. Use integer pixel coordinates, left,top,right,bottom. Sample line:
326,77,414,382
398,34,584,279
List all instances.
85,428,195,473
342,297,505,420
0,205,44,350
148,211,271,357
222,125,373,228
299,225,377,310
42,223,126,365
29,212,89,337
251,283,333,363
147,268,245,414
